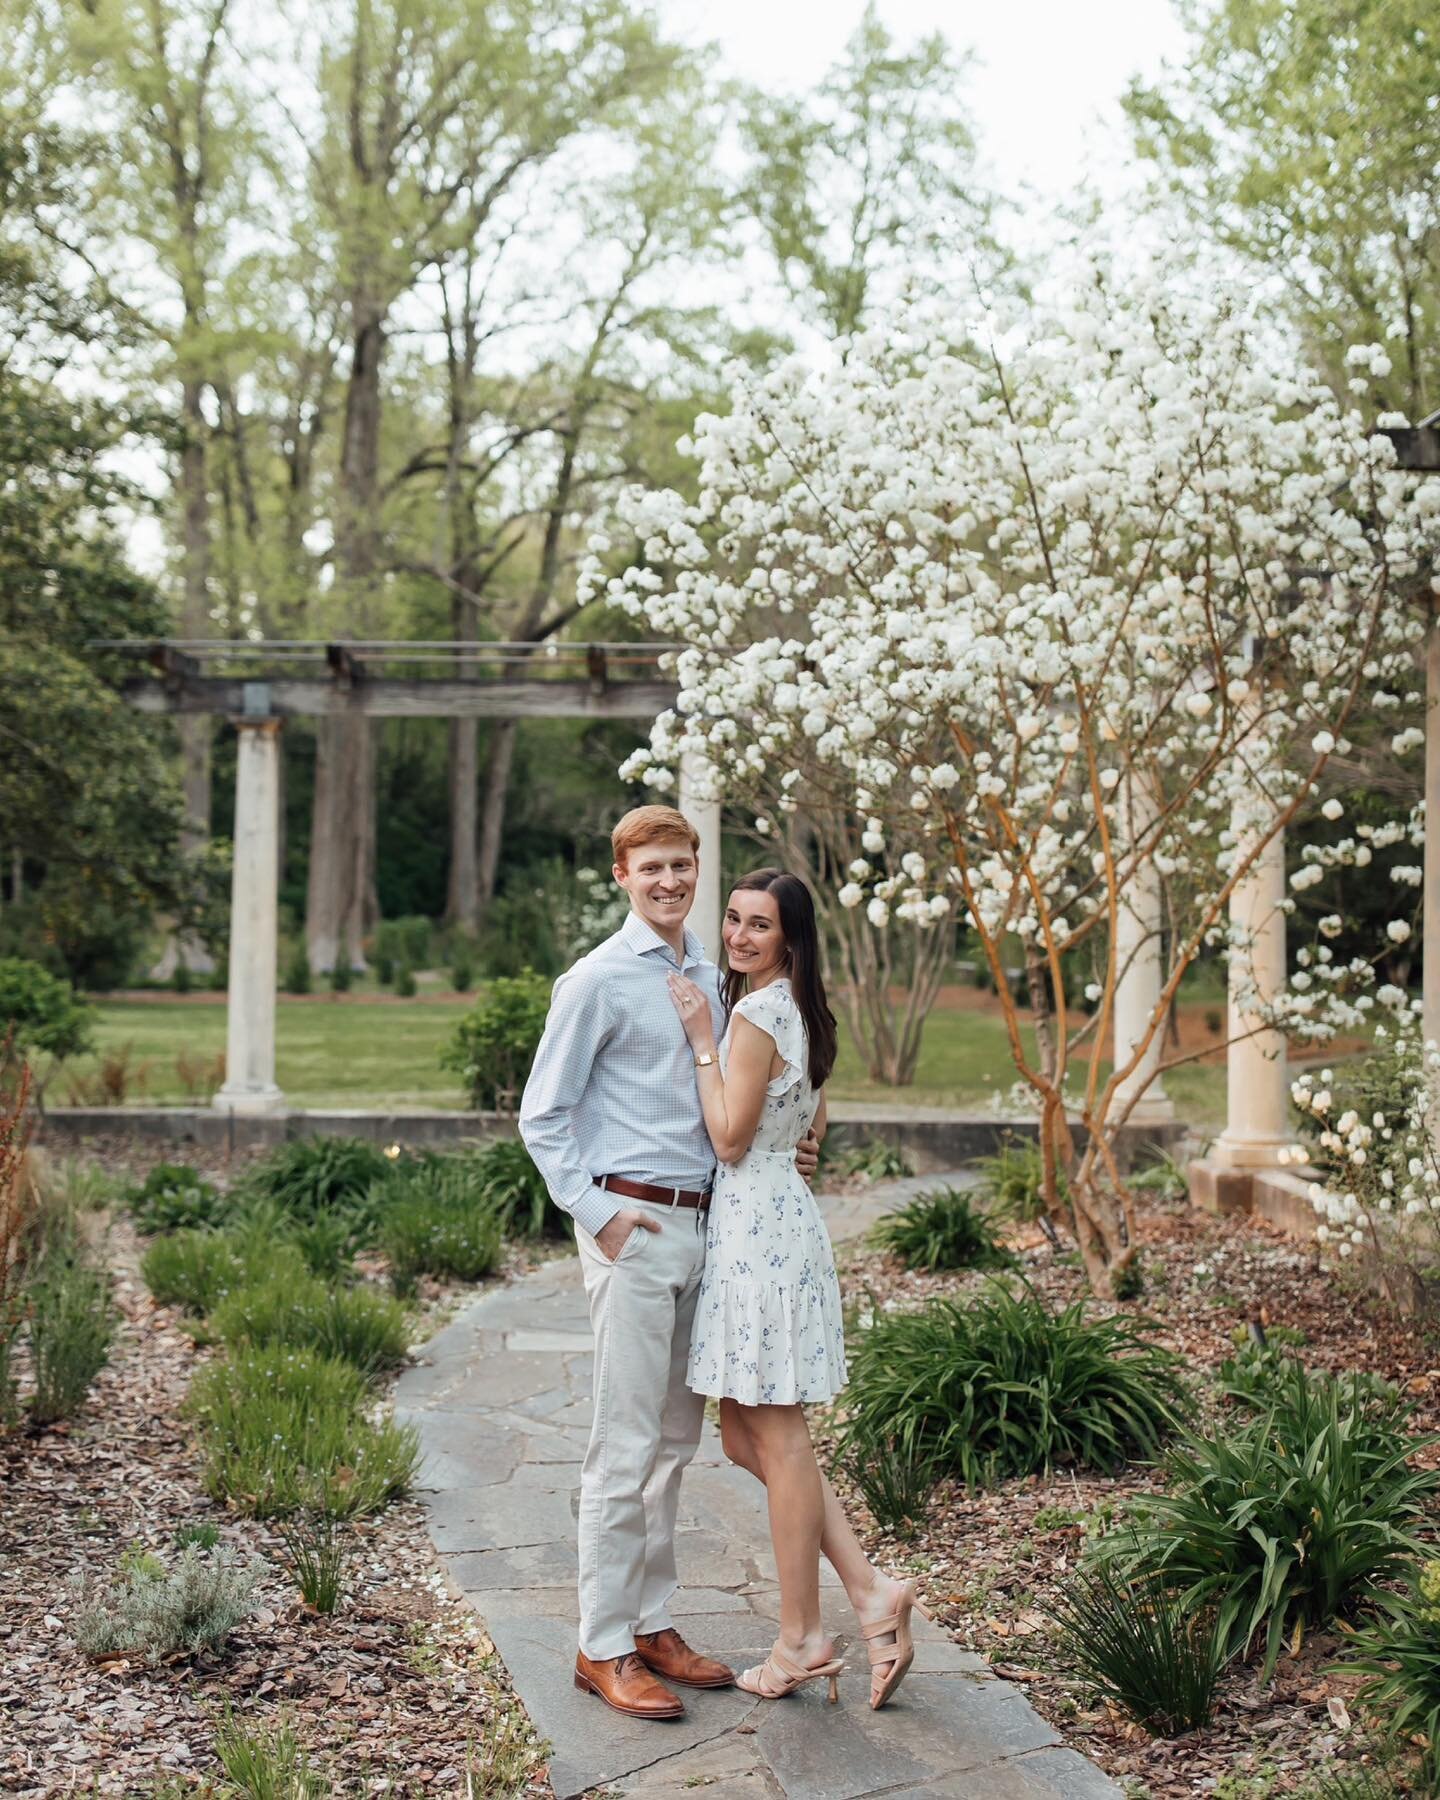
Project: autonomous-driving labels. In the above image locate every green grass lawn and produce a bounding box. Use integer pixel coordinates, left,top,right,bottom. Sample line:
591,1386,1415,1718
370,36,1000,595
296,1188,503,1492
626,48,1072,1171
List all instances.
71,994,1226,1124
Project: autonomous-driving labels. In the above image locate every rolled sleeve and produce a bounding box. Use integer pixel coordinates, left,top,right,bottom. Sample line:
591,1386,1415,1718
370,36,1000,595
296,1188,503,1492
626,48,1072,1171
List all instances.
519,966,621,1238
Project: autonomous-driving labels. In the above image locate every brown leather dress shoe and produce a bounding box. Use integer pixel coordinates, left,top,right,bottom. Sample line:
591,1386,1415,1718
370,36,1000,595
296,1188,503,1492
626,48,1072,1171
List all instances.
574,1650,685,1719
634,1627,736,1690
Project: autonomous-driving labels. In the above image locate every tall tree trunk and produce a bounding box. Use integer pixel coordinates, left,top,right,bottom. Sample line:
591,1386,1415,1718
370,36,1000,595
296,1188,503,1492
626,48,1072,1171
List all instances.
476,720,518,914
308,303,384,969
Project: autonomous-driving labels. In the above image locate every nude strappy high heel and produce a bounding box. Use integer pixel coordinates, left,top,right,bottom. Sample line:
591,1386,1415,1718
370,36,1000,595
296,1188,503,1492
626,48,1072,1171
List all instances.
735,1642,844,1704
864,1581,930,1709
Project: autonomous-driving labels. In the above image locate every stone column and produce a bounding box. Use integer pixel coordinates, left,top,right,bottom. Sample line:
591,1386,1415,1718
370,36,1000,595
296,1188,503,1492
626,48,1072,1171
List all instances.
214,715,286,1115
1212,813,1290,1168
1113,812,1175,1124
678,747,722,960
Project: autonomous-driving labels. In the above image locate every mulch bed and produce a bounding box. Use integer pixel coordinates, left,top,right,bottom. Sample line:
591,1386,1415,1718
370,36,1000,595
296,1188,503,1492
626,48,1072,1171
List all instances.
826,1194,1439,1797
1,1165,555,1796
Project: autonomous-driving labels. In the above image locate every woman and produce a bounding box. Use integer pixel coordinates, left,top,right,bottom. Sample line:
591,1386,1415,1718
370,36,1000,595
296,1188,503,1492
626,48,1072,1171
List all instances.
666,868,926,1709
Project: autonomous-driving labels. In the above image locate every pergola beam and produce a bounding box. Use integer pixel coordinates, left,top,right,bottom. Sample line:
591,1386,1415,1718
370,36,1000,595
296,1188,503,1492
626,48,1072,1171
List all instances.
120,676,678,719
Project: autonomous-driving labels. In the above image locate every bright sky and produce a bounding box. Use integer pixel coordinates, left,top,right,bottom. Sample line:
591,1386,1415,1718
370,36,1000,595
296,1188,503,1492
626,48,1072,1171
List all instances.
661,0,1188,207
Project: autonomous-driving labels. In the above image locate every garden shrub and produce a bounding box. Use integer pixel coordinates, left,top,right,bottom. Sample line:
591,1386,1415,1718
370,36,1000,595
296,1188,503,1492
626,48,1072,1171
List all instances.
1216,1324,1398,1417
375,915,433,973
0,956,96,1067
972,1137,1060,1225
827,1136,912,1181
285,1212,354,1280
141,1228,305,1315
26,1244,114,1424
870,1186,1015,1272
380,1176,503,1296
124,1162,226,1235
442,973,551,1111
836,1280,1188,1491
1097,1364,1439,1678
1343,1560,1440,1787
187,1347,420,1518
282,942,312,995
70,1544,259,1662
233,1136,393,1242
468,1137,567,1239
210,1267,411,1375
1046,1561,1223,1735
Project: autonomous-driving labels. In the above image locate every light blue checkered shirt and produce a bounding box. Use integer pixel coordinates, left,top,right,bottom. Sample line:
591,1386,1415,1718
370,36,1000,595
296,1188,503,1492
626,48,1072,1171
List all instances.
519,910,726,1239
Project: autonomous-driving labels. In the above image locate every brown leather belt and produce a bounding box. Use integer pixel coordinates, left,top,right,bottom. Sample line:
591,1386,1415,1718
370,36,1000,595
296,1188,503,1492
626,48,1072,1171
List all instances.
599,1174,711,1210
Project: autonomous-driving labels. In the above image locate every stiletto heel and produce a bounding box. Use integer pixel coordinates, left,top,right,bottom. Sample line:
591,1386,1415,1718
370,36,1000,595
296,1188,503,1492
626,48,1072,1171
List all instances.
736,1642,845,1702
864,1580,925,1710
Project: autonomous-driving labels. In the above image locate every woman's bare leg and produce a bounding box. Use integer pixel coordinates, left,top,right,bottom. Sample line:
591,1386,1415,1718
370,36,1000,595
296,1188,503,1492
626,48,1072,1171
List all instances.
720,1399,907,1673
734,1401,833,1665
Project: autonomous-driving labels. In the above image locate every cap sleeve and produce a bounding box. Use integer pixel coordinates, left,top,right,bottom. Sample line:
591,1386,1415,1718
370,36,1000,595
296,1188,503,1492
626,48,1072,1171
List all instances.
732,982,808,1094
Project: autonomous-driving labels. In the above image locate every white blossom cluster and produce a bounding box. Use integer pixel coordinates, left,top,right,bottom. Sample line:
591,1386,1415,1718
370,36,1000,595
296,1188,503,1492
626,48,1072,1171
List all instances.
601,269,1432,974
1292,998,1440,1278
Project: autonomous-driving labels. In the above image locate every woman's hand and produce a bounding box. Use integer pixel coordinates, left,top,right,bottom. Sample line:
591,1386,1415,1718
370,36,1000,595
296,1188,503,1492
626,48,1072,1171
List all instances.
666,972,717,1054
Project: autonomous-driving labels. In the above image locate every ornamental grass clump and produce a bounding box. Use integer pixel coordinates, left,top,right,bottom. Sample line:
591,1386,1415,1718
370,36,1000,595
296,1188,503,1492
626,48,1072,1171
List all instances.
468,1137,569,1240
841,1435,940,1536
1046,1561,1223,1736
1343,1560,1440,1786
141,1228,305,1315
187,1347,420,1519
870,1186,1015,1272
1097,1364,1439,1679
70,1544,259,1662
26,1242,114,1425
836,1280,1188,1491
379,1168,504,1296
276,1512,350,1614
214,1707,328,1798
210,1267,410,1375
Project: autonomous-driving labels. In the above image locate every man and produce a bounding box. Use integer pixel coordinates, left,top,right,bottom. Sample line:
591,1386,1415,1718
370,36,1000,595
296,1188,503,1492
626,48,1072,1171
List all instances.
519,804,818,1720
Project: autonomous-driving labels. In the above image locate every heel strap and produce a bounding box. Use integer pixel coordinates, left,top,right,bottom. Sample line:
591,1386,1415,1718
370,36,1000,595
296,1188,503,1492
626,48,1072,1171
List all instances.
861,1614,901,1640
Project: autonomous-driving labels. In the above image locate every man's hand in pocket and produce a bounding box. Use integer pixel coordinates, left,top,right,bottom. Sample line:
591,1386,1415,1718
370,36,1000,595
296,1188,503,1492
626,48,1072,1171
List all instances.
595,1208,661,1262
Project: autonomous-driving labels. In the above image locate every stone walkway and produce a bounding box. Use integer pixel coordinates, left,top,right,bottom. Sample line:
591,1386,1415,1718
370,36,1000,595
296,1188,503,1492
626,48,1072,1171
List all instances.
395,1177,1122,1800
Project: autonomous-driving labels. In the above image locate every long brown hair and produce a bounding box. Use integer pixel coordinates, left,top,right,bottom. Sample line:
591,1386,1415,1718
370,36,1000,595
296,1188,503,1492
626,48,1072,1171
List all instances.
721,869,838,1088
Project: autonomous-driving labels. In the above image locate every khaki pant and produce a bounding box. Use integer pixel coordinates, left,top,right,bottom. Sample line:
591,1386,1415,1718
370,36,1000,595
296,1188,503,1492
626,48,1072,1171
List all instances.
574,1196,708,1660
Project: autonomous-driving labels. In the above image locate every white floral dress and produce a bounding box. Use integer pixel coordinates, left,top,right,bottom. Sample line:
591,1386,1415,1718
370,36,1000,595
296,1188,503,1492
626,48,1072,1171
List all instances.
687,979,849,1406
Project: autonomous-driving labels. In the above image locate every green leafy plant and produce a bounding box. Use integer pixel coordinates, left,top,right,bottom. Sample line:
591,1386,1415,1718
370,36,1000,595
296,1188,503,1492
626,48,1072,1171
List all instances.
451,946,475,993
442,973,551,1111
468,1137,567,1240
395,961,417,998
69,1544,259,1662
187,1347,420,1518
840,1435,940,1535
1046,1561,1223,1735
213,1707,329,1799
1294,1769,1409,1800
141,1228,305,1316
123,1162,226,1235
282,942,311,995
175,1521,220,1550
327,959,352,994
1343,1560,1440,1786
27,1245,114,1424
829,1136,912,1181
870,1186,1015,1272
1215,1323,1308,1407
285,1213,354,1281
210,1267,411,1375
234,1137,394,1243
380,1178,504,1296
836,1280,1188,1491
1126,1147,1190,1201
1098,1365,1439,1678
0,955,95,1076
276,1512,350,1614
972,1136,1062,1225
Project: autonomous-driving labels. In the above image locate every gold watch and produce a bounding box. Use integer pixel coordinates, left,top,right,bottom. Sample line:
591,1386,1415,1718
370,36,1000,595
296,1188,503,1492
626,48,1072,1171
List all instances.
694,1052,718,1069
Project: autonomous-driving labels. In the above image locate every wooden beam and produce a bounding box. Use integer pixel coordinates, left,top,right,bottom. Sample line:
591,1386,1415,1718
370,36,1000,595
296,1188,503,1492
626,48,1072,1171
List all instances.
1380,423,1440,472
120,676,679,720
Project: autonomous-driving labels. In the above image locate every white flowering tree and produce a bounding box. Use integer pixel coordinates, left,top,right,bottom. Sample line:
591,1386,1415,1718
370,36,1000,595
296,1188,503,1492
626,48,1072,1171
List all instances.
599,264,1440,1294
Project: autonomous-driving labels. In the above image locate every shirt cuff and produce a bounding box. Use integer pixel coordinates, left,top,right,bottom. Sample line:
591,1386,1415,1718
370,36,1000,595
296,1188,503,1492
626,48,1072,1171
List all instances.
569,1184,622,1240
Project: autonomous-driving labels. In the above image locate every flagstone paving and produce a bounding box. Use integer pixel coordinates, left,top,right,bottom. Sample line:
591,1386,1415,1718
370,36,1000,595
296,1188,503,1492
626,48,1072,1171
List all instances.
395,1176,1122,1800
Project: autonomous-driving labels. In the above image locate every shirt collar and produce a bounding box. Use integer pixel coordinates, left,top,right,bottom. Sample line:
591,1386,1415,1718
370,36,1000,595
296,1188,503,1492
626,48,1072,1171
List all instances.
621,909,707,969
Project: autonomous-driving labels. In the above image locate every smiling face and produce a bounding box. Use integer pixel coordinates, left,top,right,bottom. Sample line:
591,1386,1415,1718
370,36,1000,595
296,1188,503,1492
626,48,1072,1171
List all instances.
722,886,787,987
614,836,699,939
